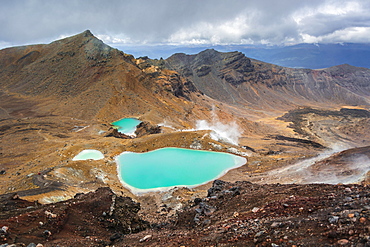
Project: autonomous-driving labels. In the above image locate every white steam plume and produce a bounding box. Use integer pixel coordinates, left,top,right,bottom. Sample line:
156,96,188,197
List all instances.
195,120,241,145
194,107,241,145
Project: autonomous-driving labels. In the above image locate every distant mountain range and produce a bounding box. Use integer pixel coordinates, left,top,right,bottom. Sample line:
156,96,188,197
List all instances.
115,43,370,69
1,30,370,124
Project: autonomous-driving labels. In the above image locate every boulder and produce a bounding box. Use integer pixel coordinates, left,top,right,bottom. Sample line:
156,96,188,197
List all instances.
134,121,161,138
105,128,133,139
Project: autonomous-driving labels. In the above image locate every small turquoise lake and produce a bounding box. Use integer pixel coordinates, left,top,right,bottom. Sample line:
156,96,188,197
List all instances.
111,118,141,135
72,149,104,161
115,147,247,193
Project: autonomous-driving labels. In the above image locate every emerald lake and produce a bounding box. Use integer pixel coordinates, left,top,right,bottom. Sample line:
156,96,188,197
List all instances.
111,118,141,135
115,147,247,194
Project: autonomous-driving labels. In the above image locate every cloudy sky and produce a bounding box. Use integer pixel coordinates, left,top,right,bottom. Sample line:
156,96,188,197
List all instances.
1,0,370,49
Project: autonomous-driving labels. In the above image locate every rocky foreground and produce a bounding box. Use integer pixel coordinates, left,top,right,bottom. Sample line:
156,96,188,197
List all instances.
0,181,369,246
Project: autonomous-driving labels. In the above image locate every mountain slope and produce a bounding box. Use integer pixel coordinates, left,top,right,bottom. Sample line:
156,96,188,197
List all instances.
0,30,199,125
161,49,370,114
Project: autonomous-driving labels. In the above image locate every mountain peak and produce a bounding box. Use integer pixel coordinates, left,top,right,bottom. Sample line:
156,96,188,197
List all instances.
200,48,219,54
52,30,99,45
48,30,115,60
82,29,94,37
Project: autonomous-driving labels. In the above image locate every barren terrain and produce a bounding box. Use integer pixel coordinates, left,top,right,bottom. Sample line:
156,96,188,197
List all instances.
1,31,370,246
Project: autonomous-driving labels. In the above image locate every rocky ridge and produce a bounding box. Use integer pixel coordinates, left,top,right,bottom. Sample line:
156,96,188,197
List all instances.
160,49,370,112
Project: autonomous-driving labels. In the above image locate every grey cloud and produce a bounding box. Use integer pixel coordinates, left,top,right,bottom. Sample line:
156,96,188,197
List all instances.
1,0,370,48
299,11,370,37
296,0,370,42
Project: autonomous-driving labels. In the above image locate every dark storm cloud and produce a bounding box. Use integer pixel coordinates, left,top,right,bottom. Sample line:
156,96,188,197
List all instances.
1,0,370,48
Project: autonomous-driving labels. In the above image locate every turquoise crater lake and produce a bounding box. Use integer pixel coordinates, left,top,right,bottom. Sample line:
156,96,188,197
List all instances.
72,149,104,161
111,118,141,135
115,147,247,193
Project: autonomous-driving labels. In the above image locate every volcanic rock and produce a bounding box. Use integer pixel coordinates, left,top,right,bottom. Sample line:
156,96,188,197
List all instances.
134,121,162,137
0,187,148,245
105,128,133,139
0,180,369,246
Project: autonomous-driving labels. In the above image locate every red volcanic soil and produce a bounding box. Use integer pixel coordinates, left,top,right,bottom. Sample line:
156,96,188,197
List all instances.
0,182,370,246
